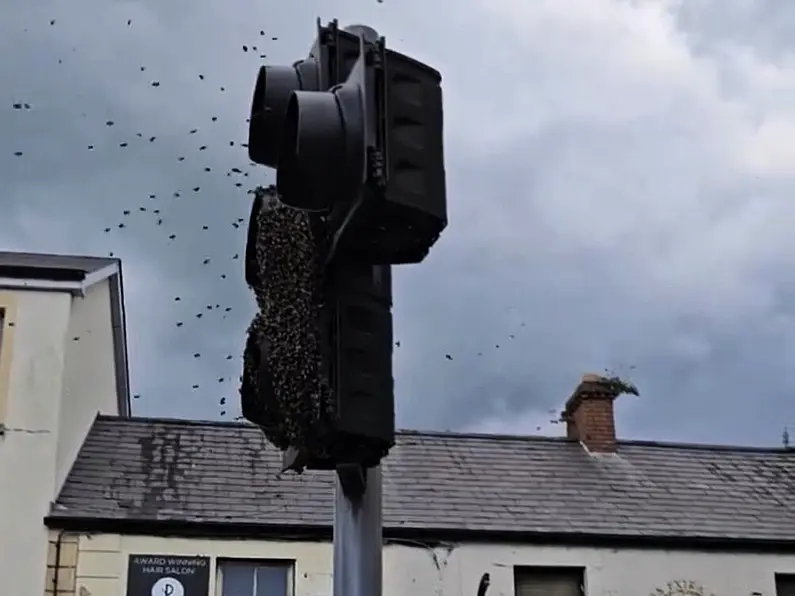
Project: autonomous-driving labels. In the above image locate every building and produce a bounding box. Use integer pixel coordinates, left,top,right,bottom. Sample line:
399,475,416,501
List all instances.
47,410,795,596
0,252,131,596
2,250,795,596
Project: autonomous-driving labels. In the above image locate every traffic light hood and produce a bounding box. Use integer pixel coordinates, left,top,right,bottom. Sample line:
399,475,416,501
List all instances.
277,37,368,212
247,58,322,168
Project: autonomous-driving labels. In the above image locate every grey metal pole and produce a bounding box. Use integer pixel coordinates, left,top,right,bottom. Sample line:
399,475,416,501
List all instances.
332,21,384,596
333,466,383,596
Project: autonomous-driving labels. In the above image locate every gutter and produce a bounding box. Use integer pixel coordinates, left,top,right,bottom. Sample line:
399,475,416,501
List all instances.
107,271,131,416
0,278,84,294
51,529,68,596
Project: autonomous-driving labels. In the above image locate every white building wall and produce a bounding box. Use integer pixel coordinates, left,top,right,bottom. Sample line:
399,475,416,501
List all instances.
0,282,122,596
389,542,795,596
66,532,795,596
0,290,72,596
56,279,120,493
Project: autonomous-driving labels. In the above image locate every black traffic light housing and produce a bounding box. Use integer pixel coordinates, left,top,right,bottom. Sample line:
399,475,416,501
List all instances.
243,186,394,472
283,261,396,474
327,47,447,266
244,20,447,475
248,19,447,265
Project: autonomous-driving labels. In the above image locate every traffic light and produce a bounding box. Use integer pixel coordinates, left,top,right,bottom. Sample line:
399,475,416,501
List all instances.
248,19,447,264
241,19,447,471
241,185,393,470
325,45,447,265
247,22,325,169
247,20,362,173
275,34,369,212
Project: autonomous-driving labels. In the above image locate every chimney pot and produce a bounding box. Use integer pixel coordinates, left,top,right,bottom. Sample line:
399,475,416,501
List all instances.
580,373,603,383
563,373,623,453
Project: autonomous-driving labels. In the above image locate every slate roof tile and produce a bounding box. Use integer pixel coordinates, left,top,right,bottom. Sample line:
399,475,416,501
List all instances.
49,415,795,542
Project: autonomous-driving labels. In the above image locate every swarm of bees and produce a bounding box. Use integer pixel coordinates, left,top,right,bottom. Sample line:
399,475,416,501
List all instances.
8,14,541,428
240,185,335,457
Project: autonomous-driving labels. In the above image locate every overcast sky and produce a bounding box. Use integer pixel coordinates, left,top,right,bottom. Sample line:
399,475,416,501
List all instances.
2,0,795,447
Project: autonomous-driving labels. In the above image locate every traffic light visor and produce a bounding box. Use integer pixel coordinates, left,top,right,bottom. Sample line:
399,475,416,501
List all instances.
248,60,320,167
277,88,364,211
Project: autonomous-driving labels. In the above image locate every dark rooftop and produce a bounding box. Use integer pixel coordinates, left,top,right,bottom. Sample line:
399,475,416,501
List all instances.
0,251,118,282
50,416,795,544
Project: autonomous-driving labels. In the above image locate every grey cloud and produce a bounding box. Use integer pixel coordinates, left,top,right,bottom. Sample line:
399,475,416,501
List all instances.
393,0,795,442
2,0,795,445
676,0,795,61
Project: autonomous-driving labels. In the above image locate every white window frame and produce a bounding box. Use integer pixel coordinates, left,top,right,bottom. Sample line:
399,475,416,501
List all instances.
215,559,294,596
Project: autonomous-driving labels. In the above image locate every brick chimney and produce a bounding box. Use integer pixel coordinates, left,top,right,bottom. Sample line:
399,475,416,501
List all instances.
562,373,625,453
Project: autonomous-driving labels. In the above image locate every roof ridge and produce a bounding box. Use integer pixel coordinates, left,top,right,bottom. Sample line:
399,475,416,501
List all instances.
97,414,250,428
94,415,794,452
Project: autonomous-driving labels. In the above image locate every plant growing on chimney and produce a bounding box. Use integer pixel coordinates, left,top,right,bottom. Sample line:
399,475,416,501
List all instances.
600,371,640,397
601,365,640,397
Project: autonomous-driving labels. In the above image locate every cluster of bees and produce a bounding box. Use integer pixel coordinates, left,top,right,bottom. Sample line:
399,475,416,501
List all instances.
240,185,335,460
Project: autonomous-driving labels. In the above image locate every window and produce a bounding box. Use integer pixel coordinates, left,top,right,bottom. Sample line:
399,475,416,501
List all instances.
217,560,293,596
514,566,585,596
776,574,795,596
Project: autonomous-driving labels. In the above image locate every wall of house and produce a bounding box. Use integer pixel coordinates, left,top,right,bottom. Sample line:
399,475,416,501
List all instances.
0,283,120,596
56,278,120,493
43,531,795,596
0,289,72,596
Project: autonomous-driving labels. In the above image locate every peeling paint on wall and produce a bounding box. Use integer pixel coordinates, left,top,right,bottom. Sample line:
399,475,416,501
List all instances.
431,543,456,571
383,539,460,596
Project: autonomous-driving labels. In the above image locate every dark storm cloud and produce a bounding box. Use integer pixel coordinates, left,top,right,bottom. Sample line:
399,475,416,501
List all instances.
675,0,795,62
2,0,795,445
1,0,267,419
395,0,795,445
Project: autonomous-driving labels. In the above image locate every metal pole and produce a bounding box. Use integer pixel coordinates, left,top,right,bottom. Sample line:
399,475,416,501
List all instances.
333,466,383,596
333,21,384,596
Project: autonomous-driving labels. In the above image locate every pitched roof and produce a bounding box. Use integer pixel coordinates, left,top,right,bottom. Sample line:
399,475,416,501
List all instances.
50,416,795,545
0,251,131,417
